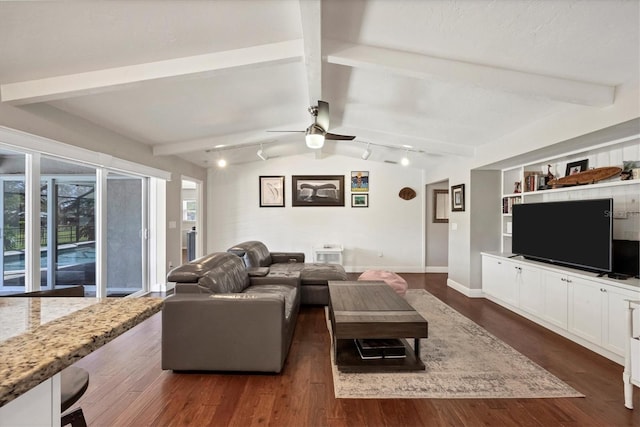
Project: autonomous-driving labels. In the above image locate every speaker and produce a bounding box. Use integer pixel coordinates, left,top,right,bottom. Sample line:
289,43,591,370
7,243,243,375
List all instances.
612,240,640,278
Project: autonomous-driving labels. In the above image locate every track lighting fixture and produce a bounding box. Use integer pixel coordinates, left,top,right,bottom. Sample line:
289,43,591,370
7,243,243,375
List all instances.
257,145,268,161
361,143,371,160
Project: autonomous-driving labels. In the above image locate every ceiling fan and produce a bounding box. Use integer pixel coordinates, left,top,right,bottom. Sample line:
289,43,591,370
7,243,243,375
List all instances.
268,100,356,149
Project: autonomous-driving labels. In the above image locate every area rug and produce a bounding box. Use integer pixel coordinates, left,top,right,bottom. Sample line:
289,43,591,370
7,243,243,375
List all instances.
328,289,584,399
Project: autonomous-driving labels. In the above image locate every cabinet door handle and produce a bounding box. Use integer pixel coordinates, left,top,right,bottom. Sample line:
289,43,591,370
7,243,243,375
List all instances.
600,288,607,292
566,279,572,283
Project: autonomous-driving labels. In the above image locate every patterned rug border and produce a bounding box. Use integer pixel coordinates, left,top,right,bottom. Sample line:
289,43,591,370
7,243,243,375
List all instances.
328,289,585,399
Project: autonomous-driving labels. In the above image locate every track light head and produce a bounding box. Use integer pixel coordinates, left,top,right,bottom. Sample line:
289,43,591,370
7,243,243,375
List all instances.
361,143,371,160
257,147,268,161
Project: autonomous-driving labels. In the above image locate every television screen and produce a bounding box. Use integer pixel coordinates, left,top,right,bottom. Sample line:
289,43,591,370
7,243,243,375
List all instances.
512,198,613,273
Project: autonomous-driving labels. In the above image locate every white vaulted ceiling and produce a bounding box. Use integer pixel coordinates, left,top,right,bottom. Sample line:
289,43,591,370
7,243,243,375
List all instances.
0,0,638,168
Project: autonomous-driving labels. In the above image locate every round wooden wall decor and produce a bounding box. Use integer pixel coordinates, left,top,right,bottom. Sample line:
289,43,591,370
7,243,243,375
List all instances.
399,187,416,200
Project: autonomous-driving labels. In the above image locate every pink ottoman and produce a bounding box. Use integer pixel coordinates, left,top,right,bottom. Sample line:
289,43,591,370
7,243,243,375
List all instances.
357,270,408,297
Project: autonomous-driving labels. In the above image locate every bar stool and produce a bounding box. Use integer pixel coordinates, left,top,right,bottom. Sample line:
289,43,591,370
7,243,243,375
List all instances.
61,366,89,427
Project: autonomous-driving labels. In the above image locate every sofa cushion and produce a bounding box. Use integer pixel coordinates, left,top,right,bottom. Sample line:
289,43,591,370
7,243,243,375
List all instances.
244,284,298,321
298,263,348,285
197,253,250,293
228,241,272,268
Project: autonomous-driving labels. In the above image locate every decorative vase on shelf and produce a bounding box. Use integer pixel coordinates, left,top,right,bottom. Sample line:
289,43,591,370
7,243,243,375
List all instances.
514,181,521,194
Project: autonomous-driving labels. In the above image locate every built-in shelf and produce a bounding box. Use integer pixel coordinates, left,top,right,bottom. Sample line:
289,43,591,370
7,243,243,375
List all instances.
500,136,640,253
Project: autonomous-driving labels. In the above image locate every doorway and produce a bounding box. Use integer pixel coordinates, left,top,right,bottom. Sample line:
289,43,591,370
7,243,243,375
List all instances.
181,177,202,263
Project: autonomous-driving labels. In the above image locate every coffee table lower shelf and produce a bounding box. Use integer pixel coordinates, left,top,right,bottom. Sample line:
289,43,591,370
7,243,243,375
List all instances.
335,338,425,373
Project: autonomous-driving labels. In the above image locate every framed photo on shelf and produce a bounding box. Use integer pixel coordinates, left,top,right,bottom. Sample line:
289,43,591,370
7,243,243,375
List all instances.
351,193,369,208
259,176,285,207
292,175,345,207
351,171,369,192
451,184,465,212
565,159,588,176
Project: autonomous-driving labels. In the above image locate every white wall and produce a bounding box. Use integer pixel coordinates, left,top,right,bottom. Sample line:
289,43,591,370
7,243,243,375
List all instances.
469,170,502,290
207,153,424,272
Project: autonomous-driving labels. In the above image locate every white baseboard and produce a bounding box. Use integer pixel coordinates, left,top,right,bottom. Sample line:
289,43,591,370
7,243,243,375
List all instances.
447,278,484,298
344,265,426,273
426,266,448,273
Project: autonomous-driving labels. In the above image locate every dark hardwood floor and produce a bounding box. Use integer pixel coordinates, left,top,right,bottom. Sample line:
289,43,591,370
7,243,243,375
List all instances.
72,273,639,426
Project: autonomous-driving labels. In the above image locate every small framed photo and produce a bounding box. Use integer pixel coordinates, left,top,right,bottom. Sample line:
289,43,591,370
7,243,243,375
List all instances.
259,176,285,207
565,159,588,176
351,171,369,192
451,184,465,212
351,193,369,208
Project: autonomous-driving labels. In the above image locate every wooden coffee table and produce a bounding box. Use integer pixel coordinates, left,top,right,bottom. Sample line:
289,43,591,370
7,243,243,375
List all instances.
328,281,428,373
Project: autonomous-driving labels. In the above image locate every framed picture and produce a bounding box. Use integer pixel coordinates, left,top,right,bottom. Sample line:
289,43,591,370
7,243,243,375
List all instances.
451,184,465,212
351,171,369,192
292,175,345,207
565,159,589,176
351,193,369,208
433,189,449,223
259,176,285,207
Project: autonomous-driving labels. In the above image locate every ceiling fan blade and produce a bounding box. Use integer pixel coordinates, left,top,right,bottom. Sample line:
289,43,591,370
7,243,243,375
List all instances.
316,100,330,131
325,132,356,140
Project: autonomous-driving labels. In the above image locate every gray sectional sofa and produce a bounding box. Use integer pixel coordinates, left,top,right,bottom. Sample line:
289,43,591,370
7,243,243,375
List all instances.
161,252,300,373
227,240,348,305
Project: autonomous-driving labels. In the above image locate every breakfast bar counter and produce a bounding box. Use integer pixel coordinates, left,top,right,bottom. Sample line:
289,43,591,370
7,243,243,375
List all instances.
0,297,163,424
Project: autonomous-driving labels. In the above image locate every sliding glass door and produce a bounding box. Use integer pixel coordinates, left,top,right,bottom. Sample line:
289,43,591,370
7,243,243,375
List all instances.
1,148,26,290
0,150,149,296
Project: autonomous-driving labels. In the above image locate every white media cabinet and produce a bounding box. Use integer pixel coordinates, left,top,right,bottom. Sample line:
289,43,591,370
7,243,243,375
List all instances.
482,252,639,364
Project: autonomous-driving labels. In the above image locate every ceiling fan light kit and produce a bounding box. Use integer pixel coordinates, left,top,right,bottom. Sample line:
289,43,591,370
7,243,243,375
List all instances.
271,100,355,150
305,124,326,149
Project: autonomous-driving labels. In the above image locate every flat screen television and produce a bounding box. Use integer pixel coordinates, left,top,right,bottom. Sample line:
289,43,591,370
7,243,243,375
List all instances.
512,198,613,273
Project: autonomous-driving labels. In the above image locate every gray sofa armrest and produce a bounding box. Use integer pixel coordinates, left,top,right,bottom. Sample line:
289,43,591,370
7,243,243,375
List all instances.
161,294,289,372
270,252,305,263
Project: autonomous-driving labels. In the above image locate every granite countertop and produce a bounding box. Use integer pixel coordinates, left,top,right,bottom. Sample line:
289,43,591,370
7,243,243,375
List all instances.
0,297,163,407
